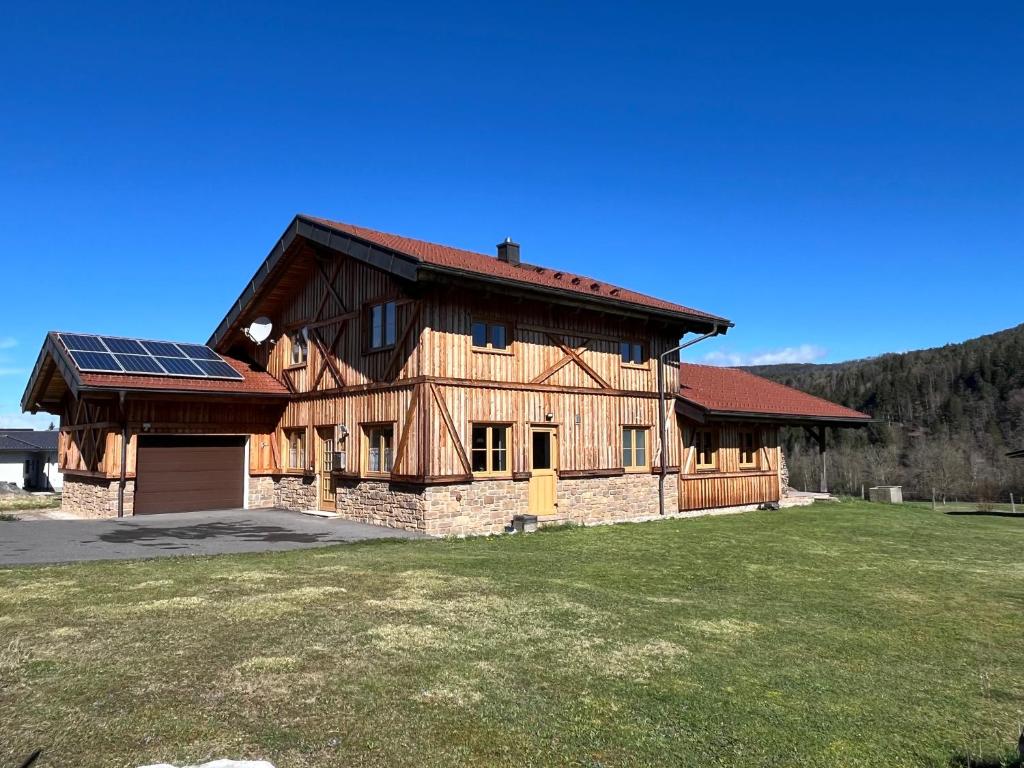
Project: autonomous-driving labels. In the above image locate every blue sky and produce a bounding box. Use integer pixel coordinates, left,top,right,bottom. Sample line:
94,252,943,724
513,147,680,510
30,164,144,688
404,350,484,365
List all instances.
2,2,1022,427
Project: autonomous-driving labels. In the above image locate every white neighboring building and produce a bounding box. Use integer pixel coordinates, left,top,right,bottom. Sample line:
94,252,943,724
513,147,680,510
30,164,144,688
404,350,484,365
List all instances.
0,430,62,491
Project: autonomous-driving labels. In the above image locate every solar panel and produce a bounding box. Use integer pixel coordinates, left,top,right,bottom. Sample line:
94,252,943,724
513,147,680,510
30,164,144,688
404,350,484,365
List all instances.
193,359,240,378
115,354,165,374
103,337,147,355
69,350,122,372
141,340,186,358
176,343,221,361
62,334,107,352
155,357,205,376
56,333,244,381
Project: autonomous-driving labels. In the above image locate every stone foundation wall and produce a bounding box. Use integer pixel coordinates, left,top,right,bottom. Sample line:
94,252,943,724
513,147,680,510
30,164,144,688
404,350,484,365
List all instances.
419,473,676,536
273,474,317,511
61,475,135,518
424,479,529,536
248,475,275,509
334,479,427,531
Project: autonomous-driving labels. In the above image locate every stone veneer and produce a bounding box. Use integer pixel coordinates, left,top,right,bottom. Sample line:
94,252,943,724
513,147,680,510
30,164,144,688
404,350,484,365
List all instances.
308,472,679,537
248,475,276,509
272,474,318,511
61,475,135,518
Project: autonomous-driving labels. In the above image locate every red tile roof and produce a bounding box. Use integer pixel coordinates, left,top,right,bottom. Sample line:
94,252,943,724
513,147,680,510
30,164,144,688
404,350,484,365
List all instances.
305,216,730,324
78,356,288,397
678,363,870,422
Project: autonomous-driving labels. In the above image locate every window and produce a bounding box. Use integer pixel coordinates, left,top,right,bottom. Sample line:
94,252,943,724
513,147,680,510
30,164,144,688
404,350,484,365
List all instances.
285,429,306,470
471,424,510,475
471,321,509,351
289,332,308,366
620,341,645,365
739,429,759,469
369,301,397,350
622,426,648,470
695,429,717,470
364,424,394,475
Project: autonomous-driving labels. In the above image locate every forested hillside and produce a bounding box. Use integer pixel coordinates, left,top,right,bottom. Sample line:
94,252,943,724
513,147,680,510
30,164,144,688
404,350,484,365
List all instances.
744,324,1024,501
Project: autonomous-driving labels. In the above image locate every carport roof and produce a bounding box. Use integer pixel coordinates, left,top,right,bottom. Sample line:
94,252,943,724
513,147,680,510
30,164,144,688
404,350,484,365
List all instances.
677,363,871,425
21,332,289,413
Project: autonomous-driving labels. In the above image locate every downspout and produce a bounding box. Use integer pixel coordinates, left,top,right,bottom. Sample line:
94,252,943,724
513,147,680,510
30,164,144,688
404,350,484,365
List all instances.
117,390,128,518
658,326,721,516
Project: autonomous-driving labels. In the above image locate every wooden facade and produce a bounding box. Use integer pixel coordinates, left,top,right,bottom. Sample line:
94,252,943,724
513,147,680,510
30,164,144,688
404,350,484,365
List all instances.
677,422,782,511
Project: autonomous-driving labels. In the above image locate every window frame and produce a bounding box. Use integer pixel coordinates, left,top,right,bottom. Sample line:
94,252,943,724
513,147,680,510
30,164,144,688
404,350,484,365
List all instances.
366,299,398,353
287,331,308,368
362,422,396,477
283,428,307,472
738,428,759,470
619,340,647,368
622,425,649,472
694,428,718,471
471,320,512,355
470,422,512,477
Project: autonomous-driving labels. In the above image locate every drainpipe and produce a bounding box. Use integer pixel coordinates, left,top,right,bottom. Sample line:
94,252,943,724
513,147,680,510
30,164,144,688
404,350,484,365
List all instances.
657,326,721,516
117,390,128,518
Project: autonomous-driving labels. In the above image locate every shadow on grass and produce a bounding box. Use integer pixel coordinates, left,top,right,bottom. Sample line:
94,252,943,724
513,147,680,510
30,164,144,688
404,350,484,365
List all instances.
948,751,1022,767
945,510,1024,518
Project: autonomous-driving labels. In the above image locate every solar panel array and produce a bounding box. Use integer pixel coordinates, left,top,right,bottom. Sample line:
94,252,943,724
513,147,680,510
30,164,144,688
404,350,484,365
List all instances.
57,333,244,381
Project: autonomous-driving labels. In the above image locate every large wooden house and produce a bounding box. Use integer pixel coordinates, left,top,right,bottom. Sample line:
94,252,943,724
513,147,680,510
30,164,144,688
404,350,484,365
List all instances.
22,215,868,534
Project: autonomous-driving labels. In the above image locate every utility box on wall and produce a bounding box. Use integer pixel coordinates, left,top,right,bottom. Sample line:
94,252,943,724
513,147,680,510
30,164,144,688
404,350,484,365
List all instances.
869,486,903,504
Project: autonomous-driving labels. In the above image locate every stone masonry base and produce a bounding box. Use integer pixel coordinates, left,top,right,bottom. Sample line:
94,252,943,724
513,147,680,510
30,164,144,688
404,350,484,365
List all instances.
61,475,135,518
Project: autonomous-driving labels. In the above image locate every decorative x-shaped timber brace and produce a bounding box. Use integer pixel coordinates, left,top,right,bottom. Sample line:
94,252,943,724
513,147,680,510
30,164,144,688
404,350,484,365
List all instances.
63,397,115,473
307,258,351,392
531,333,612,389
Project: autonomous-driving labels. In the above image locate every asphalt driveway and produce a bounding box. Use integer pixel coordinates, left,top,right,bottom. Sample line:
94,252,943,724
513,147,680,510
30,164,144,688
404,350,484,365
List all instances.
0,509,425,566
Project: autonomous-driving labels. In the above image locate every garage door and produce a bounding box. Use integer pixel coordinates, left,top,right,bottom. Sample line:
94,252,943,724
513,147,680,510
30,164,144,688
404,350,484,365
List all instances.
135,435,245,514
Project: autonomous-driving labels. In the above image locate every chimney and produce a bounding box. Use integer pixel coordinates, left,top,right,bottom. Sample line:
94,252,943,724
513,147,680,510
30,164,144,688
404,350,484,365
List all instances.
496,237,520,266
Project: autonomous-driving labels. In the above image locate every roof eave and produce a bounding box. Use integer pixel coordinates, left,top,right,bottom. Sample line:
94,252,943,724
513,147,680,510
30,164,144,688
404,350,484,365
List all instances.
417,263,732,332
21,333,82,413
675,397,872,427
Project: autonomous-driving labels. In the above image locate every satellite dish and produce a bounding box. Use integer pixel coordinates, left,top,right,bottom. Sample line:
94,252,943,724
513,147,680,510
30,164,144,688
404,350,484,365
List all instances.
245,316,273,344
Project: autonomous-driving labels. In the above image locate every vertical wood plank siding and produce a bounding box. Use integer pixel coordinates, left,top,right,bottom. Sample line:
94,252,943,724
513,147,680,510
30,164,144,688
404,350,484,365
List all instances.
678,424,782,510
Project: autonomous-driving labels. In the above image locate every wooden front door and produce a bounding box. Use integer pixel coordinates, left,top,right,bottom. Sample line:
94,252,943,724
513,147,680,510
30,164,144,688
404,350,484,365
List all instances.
317,427,336,512
528,426,558,515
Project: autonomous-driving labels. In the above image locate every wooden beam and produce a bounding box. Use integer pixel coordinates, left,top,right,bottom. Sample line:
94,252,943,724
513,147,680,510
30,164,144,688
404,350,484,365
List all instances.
391,385,420,473
383,302,422,381
429,383,472,475
530,339,590,384
544,333,611,389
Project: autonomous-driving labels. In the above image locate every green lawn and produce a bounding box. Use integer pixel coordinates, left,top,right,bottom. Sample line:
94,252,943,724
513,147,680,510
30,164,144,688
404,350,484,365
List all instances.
2,502,1022,768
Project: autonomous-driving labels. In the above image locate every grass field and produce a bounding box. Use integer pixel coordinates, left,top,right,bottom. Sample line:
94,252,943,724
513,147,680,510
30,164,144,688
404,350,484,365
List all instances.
0,493,62,513
1,501,1023,767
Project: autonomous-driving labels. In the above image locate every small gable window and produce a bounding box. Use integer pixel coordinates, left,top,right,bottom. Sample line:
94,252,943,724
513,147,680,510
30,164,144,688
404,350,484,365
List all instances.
620,341,645,365
369,301,397,350
289,332,308,366
472,321,508,351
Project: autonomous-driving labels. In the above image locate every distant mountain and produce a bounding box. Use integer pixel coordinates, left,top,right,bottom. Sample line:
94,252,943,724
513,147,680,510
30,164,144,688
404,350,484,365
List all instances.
743,324,1024,500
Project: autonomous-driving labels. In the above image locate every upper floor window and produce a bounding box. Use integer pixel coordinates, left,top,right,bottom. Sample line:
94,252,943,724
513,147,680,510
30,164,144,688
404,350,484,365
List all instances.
364,424,394,475
622,426,648,470
369,301,397,350
289,331,308,366
739,429,759,469
472,321,508,351
620,341,646,365
285,428,306,470
695,429,717,470
471,424,510,476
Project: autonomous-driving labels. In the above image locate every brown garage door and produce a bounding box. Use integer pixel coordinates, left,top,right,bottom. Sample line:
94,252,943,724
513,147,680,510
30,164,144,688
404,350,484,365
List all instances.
135,435,245,514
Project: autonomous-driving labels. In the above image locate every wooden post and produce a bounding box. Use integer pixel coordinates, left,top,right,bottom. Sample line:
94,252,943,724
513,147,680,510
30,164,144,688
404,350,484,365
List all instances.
817,424,828,494
1012,493,1017,514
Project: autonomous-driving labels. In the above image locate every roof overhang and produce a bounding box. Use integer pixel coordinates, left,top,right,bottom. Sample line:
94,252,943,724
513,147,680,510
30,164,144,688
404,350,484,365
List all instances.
675,396,873,428
21,333,289,415
208,215,731,350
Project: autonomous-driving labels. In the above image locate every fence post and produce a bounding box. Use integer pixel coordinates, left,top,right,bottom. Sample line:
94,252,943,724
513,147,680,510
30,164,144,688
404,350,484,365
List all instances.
1012,493,1017,514
931,488,936,512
